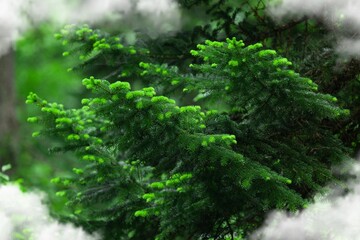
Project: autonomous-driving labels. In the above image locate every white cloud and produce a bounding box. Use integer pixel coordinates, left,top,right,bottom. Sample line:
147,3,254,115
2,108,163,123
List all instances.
136,0,180,32
251,162,360,240
268,0,360,58
0,0,181,57
0,184,99,240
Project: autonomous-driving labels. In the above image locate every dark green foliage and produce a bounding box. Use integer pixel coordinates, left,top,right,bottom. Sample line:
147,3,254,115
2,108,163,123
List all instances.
55,24,150,82
27,34,349,239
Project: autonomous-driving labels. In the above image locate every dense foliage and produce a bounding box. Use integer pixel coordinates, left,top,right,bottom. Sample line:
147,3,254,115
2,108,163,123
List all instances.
27,30,349,238
12,0,360,239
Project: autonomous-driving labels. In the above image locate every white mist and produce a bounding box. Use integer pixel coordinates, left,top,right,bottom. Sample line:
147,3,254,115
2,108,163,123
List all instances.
0,184,99,240
0,0,181,57
268,0,360,58
251,162,360,240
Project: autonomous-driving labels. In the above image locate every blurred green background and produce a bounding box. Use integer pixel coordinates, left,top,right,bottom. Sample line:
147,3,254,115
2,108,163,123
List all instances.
11,23,83,214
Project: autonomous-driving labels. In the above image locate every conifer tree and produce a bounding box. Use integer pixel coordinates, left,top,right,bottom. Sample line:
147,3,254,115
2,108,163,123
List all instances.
27,26,350,239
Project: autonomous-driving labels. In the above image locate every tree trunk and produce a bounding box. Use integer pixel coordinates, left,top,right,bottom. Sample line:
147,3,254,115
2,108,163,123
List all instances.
0,48,18,167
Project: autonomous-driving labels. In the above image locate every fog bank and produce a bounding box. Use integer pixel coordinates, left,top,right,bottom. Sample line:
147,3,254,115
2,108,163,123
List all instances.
251,162,360,240
268,0,360,58
0,0,181,57
0,184,98,240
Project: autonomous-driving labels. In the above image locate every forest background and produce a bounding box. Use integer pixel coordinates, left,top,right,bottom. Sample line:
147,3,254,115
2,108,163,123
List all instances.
1,0,360,239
